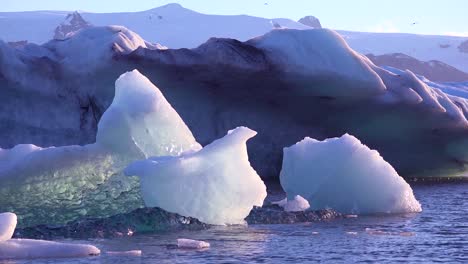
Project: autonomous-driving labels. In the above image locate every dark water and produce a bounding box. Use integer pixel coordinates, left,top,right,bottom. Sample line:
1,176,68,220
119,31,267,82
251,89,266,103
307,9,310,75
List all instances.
5,183,467,264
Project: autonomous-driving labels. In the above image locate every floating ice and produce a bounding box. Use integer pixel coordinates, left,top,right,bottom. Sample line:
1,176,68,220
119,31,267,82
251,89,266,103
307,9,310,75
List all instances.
272,195,310,212
0,212,16,242
125,127,267,225
106,250,142,256
280,134,422,214
0,239,100,259
0,70,201,227
177,239,210,249
0,212,100,260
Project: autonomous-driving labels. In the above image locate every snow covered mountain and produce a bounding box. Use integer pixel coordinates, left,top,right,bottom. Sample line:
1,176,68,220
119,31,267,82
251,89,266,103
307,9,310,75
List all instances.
340,31,468,74
366,53,468,82
1,3,468,73
1,26,467,179
53,11,92,40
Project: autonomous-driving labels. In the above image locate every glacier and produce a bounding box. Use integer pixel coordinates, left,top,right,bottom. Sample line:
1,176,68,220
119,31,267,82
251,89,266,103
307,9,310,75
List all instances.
125,127,267,225
280,134,422,214
0,212,100,259
0,69,200,227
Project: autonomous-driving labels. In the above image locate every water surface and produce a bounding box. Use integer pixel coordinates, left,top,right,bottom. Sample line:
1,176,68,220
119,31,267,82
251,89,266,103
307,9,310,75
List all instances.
6,182,467,264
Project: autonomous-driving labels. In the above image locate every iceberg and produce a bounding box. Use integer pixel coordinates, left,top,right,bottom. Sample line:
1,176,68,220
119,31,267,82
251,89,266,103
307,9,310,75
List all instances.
125,127,267,225
280,134,422,214
0,70,200,227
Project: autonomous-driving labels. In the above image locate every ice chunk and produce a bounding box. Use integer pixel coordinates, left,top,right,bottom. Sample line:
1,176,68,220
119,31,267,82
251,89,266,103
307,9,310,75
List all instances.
0,212,100,259
272,195,310,212
106,250,142,256
280,134,422,214
125,127,267,225
96,69,201,156
0,213,16,241
177,239,210,249
0,239,100,259
0,70,201,227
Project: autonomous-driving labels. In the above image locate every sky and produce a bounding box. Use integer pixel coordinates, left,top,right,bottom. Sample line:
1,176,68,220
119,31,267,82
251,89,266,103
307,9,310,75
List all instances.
2,0,468,36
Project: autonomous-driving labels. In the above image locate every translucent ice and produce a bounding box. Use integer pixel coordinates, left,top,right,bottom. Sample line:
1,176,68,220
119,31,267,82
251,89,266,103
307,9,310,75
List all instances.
125,127,267,225
0,70,200,227
280,134,422,214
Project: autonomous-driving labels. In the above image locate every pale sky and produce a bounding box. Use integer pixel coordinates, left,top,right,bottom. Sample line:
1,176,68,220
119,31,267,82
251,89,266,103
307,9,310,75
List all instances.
2,0,468,36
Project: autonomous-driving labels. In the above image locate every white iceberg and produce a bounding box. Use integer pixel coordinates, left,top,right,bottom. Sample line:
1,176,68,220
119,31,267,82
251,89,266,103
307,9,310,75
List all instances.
272,195,310,212
0,70,201,227
0,212,16,242
125,127,267,225
0,212,100,260
280,134,422,214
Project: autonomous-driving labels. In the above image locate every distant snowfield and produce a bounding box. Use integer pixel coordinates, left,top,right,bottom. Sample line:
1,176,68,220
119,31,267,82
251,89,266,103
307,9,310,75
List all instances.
1,3,468,72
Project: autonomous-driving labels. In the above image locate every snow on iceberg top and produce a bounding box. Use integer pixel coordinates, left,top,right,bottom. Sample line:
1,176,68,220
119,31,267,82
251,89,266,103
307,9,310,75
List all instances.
248,29,387,96
44,25,165,72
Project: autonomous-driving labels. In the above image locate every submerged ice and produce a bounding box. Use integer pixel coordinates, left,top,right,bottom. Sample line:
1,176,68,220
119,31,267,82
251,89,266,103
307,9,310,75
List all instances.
0,70,200,227
125,127,267,225
280,134,422,214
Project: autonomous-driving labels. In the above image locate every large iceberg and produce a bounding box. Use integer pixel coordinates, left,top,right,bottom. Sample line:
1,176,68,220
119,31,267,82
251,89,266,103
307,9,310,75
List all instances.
280,134,422,214
2,27,468,180
0,70,200,227
0,212,100,259
125,127,267,225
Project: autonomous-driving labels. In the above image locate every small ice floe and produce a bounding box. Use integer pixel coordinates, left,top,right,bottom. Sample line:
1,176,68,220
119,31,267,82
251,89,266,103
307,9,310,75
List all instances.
398,232,415,237
344,214,358,218
177,239,210,249
365,228,415,237
0,212,100,260
365,228,389,235
106,250,142,256
346,232,358,235
272,195,310,212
